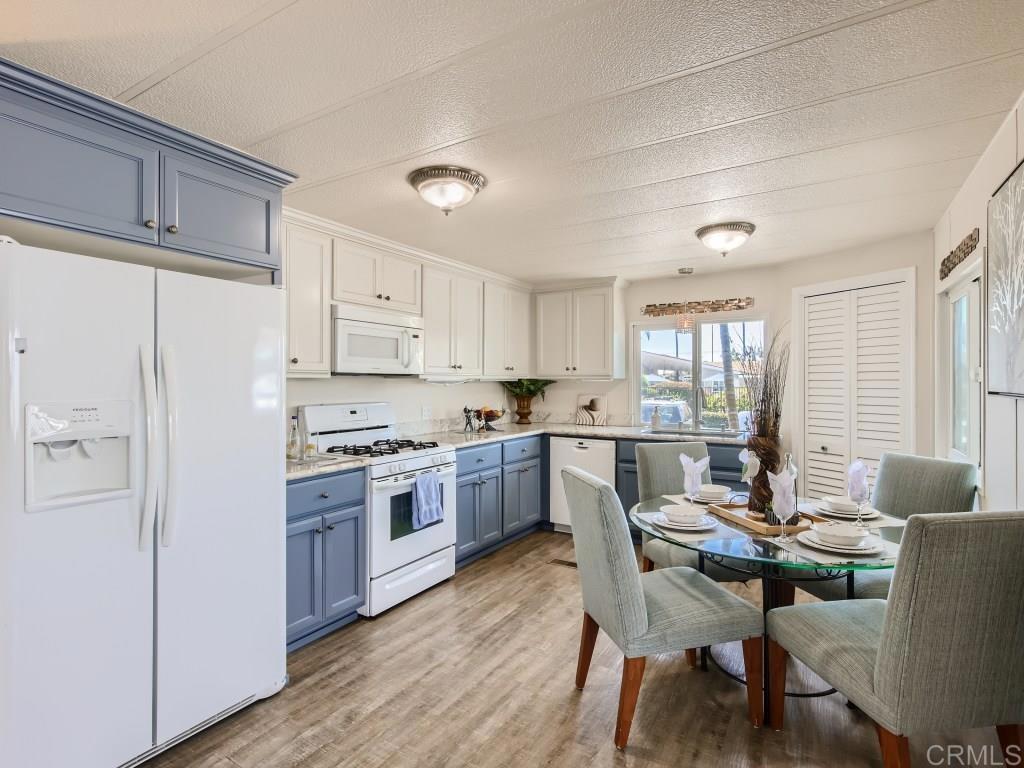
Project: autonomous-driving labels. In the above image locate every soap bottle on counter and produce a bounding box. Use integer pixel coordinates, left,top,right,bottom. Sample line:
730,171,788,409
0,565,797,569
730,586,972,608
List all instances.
303,427,318,461
286,416,301,460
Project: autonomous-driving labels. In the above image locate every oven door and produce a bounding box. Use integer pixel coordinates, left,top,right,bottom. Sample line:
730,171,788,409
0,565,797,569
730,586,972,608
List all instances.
368,465,456,578
333,317,423,375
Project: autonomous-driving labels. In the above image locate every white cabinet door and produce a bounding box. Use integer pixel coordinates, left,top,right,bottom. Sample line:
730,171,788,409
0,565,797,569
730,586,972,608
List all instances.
381,252,422,315
507,288,532,377
573,286,613,377
455,275,484,377
284,224,332,377
483,281,509,377
423,267,455,374
333,239,381,307
536,290,572,376
802,291,852,498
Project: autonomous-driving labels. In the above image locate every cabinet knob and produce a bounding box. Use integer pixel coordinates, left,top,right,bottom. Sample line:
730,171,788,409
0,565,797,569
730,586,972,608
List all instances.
376,293,383,299
315,527,323,534
320,492,330,498
166,224,179,234
291,357,299,364
384,295,391,301
327,523,336,530
820,445,828,453
456,364,463,369
144,219,157,229
572,367,577,371
522,467,529,473
565,366,570,371
476,457,485,463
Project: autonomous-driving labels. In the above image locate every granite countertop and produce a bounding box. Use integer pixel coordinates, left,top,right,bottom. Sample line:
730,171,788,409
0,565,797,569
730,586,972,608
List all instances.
286,423,746,481
407,423,748,448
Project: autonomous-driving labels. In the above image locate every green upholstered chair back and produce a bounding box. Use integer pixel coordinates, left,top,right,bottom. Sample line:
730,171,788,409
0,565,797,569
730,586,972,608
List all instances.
875,511,1024,734
561,467,647,651
635,442,711,502
872,453,978,519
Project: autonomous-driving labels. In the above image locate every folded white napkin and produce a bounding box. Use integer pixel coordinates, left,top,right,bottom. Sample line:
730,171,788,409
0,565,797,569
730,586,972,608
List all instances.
847,460,870,503
767,467,797,521
679,454,711,497
738,448,760,486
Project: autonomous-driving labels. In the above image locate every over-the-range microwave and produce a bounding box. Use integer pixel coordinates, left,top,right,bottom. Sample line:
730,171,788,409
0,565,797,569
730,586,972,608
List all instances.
332,305,424,375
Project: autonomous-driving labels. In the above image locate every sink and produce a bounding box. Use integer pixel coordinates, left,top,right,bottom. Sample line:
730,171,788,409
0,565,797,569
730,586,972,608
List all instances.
641,428,745,439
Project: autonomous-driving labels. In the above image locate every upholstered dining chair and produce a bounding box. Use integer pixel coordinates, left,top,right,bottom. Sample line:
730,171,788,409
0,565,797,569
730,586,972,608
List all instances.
767,511,1024,768
562,466,765,749
796,452,978,601
636,442,749,581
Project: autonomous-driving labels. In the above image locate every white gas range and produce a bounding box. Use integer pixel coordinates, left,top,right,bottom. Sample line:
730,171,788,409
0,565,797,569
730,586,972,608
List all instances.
298,403,456,616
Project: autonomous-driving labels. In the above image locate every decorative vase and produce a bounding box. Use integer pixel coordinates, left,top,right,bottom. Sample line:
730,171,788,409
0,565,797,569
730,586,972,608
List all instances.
514,395,534,424
747,433,782,518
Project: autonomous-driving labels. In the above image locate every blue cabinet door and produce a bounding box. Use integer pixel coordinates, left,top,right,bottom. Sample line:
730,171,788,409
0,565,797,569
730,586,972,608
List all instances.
455,474,481,559
286,516,323,642
519,459,542,525
161,153,280,267
478,468,503,547
323,505,366,620
616,461,640,529
0,87,159,243
502,465,523,537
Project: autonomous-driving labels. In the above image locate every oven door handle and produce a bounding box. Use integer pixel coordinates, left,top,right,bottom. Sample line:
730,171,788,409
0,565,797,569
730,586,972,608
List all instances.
372,466,455,493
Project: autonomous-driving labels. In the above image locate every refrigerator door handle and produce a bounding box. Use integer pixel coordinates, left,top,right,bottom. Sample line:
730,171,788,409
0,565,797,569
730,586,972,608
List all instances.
160,345,180,548
139,345,158,551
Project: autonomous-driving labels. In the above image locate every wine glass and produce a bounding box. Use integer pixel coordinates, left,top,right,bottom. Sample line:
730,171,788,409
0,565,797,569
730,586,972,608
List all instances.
773,503,796,544
849,483,870,529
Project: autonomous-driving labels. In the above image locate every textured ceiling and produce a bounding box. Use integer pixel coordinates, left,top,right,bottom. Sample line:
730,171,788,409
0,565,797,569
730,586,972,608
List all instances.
4,0,1024,282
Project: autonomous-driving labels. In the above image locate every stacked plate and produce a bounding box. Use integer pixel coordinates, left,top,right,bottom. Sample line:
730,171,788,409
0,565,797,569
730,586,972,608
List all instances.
814,495,881,521
796,529,884,556
686,483,732,505
652,510,718,532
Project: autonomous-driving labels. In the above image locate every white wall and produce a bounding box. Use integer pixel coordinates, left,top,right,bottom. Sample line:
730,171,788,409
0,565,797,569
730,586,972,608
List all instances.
546,231,936,455
932,91,1024,510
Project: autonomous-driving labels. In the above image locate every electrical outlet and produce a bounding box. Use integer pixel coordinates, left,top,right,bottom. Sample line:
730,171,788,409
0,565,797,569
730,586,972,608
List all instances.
421,406,433,420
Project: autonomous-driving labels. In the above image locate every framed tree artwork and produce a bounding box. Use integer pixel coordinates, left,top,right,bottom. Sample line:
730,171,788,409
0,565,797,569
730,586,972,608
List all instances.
987,158,1024,396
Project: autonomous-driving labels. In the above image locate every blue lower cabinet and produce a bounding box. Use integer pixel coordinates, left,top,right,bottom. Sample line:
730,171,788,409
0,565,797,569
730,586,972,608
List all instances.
285,516,324,642
616,461,640,520
323,505,366,620
503,458,541,536
478,468,503,547
455,474,483,559
286,469,366,650
502,465,523,536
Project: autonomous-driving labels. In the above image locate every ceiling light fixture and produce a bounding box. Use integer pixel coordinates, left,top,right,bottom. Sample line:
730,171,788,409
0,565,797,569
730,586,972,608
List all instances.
695,221,756,257
407,165,487,215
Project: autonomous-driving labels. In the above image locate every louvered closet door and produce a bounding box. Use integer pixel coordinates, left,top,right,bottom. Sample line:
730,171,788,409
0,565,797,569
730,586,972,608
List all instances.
850,282,912,483
803,292,852,498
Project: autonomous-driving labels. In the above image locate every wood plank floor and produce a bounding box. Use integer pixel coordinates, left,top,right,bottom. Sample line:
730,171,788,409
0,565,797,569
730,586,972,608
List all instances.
148,531,1000,768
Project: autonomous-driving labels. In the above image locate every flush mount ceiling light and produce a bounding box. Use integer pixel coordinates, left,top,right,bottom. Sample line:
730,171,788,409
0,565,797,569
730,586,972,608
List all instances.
407,165,487,215
695,221,756,257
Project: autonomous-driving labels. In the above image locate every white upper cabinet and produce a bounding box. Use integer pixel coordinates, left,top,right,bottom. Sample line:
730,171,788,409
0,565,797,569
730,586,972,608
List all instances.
483,282,532,378
332,238,422,315
284,223,332,378
423,266,483,377
536,283,623,379
536,290,573,376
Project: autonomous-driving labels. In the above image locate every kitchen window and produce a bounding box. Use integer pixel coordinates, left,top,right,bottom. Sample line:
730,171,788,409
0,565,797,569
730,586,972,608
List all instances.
634,319,765,434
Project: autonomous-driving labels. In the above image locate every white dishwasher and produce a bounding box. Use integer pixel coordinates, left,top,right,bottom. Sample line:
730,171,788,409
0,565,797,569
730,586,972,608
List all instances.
549,437,617,530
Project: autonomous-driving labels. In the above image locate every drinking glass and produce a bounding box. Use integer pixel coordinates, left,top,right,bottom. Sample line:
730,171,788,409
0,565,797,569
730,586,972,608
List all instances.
850,484,870,529
773,504,796,543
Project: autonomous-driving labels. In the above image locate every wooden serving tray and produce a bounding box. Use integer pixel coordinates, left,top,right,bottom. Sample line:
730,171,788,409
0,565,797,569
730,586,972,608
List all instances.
707,502,814,536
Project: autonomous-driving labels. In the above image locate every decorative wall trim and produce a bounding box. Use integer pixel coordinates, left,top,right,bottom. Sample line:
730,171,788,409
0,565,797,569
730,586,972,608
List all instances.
939,227,980,280
641,297,754,317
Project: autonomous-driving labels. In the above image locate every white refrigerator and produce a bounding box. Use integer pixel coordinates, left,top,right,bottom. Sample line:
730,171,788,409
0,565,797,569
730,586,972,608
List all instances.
0,242,287,768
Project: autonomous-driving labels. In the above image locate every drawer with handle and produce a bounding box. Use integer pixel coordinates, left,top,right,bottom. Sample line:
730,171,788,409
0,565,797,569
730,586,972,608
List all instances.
502,436,542,464
287,469,366,520
456,443,503,474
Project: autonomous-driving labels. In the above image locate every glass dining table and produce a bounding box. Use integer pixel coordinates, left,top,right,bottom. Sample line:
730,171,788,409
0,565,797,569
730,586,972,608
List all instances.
628,496,901,722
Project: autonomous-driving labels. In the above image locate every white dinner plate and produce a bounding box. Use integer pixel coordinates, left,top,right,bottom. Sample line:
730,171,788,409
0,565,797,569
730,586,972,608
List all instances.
796,530,884,556
686,494,730,505
814,504,881,520
652,513,718,532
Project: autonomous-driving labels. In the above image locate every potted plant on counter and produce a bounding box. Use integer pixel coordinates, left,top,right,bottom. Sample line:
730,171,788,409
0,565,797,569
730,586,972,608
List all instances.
501,378,556,424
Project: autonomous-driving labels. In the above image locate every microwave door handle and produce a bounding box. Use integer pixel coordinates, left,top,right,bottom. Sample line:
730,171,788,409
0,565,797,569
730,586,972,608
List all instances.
401,330,410,369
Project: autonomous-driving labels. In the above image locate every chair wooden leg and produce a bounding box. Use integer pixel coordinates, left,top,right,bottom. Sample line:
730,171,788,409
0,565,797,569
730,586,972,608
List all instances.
641,556,654,572
875,723,911,768
575,612,599,690
614,656,646,750
685,648,697,669
997,724,1024,760
768,638,789,731
741,636,764,727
